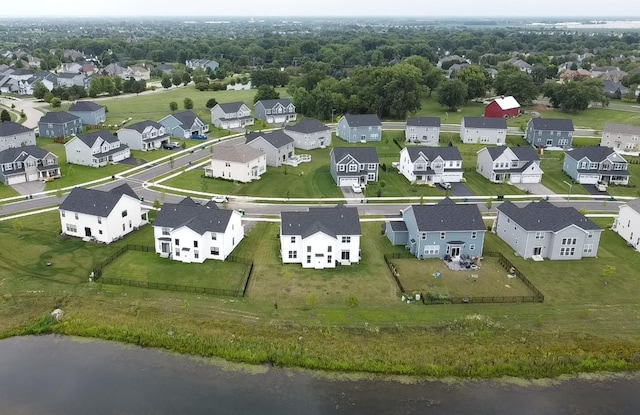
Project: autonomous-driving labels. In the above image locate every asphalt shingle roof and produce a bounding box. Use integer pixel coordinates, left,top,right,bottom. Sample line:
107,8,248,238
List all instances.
342,113,382,127
0,121,32,136
38,111,80,124
123,120,164,133
211,143,264,163
625,198,640,214
331,147,379,164
216,102,248,113
284,118,330,134
566,146,621,163
69,101,104,112
59,184,138,217
0,145,52,163
76,130,119,147
404,146,462,162
154,197,233,235
170,110,204,126
280,205,361,237
603,123,640,136
408,198,485,232
529,118,574,131
406,117,441,127
255,98,293,109
485,146,539,161
246,130,294,149
497,200,601,232
463,117,507,129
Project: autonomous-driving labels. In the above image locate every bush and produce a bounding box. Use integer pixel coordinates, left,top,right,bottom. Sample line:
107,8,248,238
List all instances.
345,293,359,308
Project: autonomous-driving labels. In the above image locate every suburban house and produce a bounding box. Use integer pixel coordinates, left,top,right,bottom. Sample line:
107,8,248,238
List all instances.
600,123,640,152
280,205,361,269
17,72,58,95
254,99,297,125
153,197,244,263
283,118,332,150
0,145,60,185
59,184,147,244
245,130,295,167
69,101,106,126
210,102,254,130
122,65,150,81
398,146,463,185
185,59,219,71
476,146,543,184
336,114,382,143
405,117,441,146
602,80,629,99
56,73,90,89
612,199,640,251
158,110,209,139
204,143,266,183
0,122,36,151
563,146,630,185
117,120,170,151
495,200,602,260
102,63,126,78
506,58,533,74
460,117,507,145
385,198,486,260
65,130,131,168
37,111,83,139
525,118,574,149
330,147,379,187
61,62,82,73
484,96,521,118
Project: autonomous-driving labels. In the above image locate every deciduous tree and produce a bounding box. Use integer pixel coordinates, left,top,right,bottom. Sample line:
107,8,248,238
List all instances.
436,79,468,111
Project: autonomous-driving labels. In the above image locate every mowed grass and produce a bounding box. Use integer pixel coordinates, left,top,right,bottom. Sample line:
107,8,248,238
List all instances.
511,104,640,131
0,183,19,199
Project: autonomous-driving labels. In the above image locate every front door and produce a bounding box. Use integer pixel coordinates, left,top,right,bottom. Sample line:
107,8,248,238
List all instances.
450,246,461,258
84,227,92,237
161,242,170,253
533,246,542,256
315,254,324,269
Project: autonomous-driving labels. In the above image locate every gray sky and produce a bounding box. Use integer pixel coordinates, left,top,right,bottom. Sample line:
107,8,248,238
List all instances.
1,0,637,18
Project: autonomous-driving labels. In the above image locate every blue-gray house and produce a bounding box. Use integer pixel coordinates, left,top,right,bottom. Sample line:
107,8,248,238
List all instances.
158,110,209,139
525,118,574,149
336,114,382,143
38,111,83,138
68,101,106,126
385,198,486,259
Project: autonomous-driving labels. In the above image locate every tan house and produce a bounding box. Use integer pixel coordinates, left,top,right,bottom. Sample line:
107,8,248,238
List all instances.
204,143,266,183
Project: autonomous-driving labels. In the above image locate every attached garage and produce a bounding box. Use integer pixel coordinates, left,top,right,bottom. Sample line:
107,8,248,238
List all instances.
339,177,359,187
6,174,26,185
441,172,463,183
227,120,240,129
27,172,39,182
578,174,599,185
521,174,541,184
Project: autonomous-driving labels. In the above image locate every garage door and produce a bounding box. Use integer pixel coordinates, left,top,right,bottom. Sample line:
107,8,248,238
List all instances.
339,177,359,187
27,172,38,182
579,175,599,185
521,174,540,184
510,174,522,184
228,121,240,129
441,172,463,183
7,174,26,185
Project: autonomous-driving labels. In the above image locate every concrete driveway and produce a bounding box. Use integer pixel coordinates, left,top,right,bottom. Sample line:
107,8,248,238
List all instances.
341,186,364,204
11,180,46,196
514,182,556,196
448,182,474,197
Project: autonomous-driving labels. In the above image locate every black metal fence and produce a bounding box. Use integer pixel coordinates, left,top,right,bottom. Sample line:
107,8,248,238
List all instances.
383,254,406,293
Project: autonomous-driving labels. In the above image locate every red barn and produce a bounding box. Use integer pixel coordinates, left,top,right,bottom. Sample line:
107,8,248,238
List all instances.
484,96,520,118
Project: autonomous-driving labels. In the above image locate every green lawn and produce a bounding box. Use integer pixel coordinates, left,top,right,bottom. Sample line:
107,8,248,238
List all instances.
0,183,19,199
510,105,640,131
409,94,486,124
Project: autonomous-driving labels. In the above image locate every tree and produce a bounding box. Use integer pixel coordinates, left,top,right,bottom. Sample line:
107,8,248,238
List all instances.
50,98,62,108
32,82,49,100
253,84,280,103
0,109,10,122
494,65,538,104
205,98,218,109
437,79,468,111
169,101,178,112
43,91,54,103
171,70,184,87
456,65,489,101
542,79,605,113
182,72,191,86
183,97,194,109
161,74,172,89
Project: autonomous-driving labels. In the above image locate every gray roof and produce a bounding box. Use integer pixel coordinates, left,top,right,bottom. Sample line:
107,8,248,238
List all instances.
211,143,264,163
624,199,640,214
342,113,382,127
76,130,119,147
404,146,462,162
216,102,248,113
280,205,361,237
255,98,293,109
57,73,81,79
123,120,164,133
331,147,379,164
0,121,32,137
603,80,629,93
529,118,574,131
38,111,80,124
463,117,507,129
0,145,53,163
389,221,408,232
603,123,640,136
485,146,539,161
246,130,294,149
566,146,621,163
497,200,601,232
170,110,204,126
284,118,330,134
69,101,104,112
408,198,485,232
154,197,233,235
59,184,139,217
406,117,441,127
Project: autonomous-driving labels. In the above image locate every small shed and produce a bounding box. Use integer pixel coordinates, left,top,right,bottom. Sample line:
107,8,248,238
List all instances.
484,96,520,118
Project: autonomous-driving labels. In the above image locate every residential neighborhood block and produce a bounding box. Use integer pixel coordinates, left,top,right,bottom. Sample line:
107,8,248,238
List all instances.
330,147,379,187
398,146,463,185
283,118,332,150
65,130,131,167
204,143,266,183
525,118,574,149
405,117,441,146
563,146,630,185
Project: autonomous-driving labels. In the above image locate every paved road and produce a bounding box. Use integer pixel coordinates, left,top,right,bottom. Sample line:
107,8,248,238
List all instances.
0,97,45,128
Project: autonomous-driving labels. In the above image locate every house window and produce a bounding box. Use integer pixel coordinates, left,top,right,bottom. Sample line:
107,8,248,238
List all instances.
194,250,199,259
225,162,231,167
341,251,350,261
587,231,593,238
211,234,217,241
471,231,477,239
66,224,77,233
307,246,311,252
75,212,79,220
338,165,345,172
535,232,544,239
562,238,577,245
469,244,476,250
210,247,219,256
560,247,576,256
367,173,375,181
194,241,198,248
327,255,332,263
175,249,180,257
61,211,65,217
421,233,426,240
368,163,376,170
290,236,296,243
424,245,440,255
580,161,588,169
122,210,128,217
306,255,311,264
162,228,170,236
288,251,297,259
348,164,357,172
341,236,351,243
328,246,332,252
175,239,180,246
440,232,445,240
583,244,594,254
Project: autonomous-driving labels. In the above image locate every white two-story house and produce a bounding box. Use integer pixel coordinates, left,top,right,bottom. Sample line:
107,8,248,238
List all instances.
398,146,463,184
460,117,507,145
65,130,131,168
117,120,170,151
280,205,362,269
613,199,640,251
204,143,267,183
405,117,441,146
600,123,640,152
476,146,543,184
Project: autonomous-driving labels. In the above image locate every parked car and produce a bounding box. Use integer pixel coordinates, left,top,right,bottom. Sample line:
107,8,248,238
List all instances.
191,133,208,140
439,181,452,190
351,183,363,193
162,141,180,149
596,182,608,192
211,195,229,203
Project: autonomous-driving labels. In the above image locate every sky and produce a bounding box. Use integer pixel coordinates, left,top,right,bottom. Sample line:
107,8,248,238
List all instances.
1,0,638,18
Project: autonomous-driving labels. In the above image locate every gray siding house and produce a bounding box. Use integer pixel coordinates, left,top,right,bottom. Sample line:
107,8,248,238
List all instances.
65,130,131,168
283,118,332,150
117,120,170,151
563,146,630,185
476,146,543,184
37,111,83,139
0,145,60,185
210,102,254,130
385,198,486,260
600,123,640,152
336,114,382,143
405,117,441,146
0,122,36,151
460,117,507,145
525,118,574,149
245,130,295,167
495,200,602,260
254,99,296,125
69,101,106,126
158,110,209,139
330,147,379,187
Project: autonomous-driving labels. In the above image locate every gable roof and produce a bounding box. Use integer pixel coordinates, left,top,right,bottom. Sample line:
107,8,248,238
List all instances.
408,198,485,232
342,113,382,127
123,120,165,133
0,145,53,163
497,200,601,232
170,110,204,126
485,146,539,161
0,121,32,136
216,102,248,113
38,111,80,124
491,96,520,110
529,118,574,131
212,143,264,163
59,183,138,217
284,118,330,134
255,98,293,109
463,117,507,129
603,122,640,136
406,117,441,127
566,146,621,163
280,205,361,237
404,146,462,162
246,130,294,149
602,80,629,93
623,198,640,214
154,197,234,234
69,101,104,112
331,147,379,164
75,130,120,147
